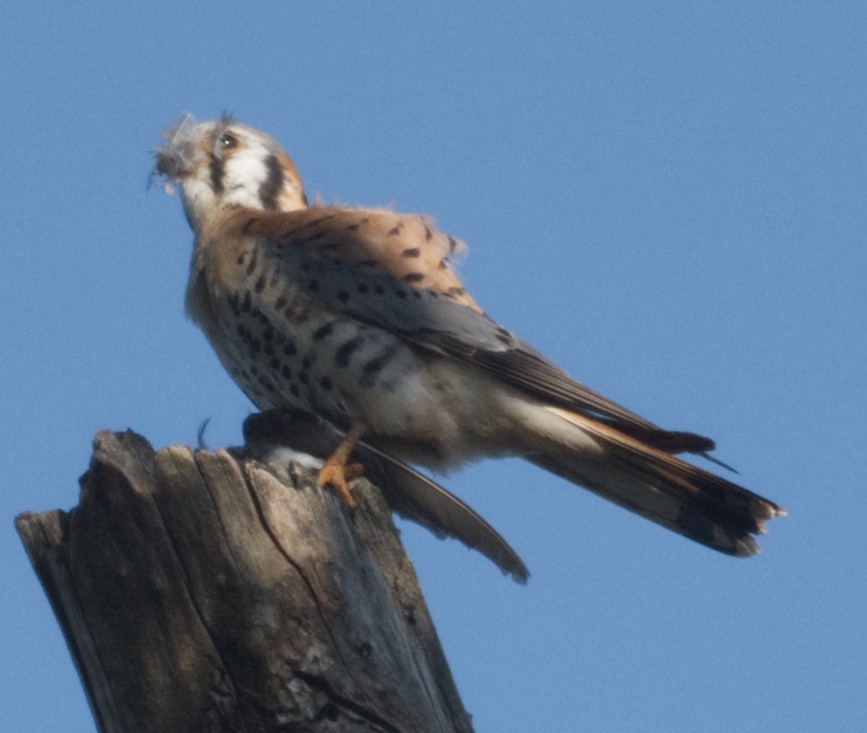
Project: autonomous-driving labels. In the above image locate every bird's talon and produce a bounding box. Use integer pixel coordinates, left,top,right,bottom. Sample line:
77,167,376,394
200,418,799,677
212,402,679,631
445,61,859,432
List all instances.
317,463,357,506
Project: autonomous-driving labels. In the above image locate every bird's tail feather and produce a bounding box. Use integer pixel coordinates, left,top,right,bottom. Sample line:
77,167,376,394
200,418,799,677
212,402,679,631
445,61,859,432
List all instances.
242,409,529,582
356,441,530,583
526,406,785,556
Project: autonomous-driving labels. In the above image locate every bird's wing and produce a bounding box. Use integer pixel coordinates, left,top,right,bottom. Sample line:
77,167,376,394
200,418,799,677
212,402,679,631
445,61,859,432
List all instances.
238,206,712,453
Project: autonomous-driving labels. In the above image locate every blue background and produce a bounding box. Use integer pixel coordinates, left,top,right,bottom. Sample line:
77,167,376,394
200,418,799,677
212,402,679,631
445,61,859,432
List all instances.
3,3,864,731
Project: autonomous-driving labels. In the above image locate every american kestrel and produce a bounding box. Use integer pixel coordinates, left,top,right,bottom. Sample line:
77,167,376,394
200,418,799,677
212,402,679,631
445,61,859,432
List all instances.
155,115,784,558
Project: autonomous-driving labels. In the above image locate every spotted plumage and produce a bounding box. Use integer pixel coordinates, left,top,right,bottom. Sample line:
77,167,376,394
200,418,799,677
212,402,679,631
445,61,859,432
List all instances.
155,115,784,559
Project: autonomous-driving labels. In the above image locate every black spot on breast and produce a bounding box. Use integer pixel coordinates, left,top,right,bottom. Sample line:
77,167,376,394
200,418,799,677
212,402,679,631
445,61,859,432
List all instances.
336,290,350,303
387,225,401,236
335,335,364,367
298,371,309,385
313,322,334,341
246,250,258,276
401,248,421,258
357,283,369,294
395,289,408,299
274,295,288,310
263,329,274,341
290,384,300,398
320,376,333,390
254,275,266,294
306,280,320,292
363,345,399,376
242,291,252,313
403,273,424,283
236,253,246,266
282,340,297,356
281,365,292,379
374,284,385,295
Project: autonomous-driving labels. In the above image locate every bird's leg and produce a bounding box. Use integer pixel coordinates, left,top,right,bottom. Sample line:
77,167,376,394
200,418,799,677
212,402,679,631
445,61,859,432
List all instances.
317,420,368,506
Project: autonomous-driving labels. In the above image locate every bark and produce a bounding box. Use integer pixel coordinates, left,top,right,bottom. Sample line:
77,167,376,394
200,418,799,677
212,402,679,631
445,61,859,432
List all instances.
16,429,474,733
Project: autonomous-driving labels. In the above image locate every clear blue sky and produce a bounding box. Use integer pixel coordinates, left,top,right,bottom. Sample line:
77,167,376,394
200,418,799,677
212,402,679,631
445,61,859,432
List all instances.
3,3,864,731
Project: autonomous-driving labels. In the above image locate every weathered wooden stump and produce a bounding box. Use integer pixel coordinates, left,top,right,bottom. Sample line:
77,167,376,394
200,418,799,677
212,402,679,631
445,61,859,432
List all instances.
16,428,475,732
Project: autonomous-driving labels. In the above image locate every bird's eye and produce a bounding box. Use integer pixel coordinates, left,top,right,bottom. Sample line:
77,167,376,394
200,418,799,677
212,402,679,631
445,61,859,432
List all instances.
218,133,240,152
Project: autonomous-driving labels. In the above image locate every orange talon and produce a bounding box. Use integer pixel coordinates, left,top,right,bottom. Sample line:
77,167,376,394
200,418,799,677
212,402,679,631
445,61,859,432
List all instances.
317,463,357,506
315,421,368,506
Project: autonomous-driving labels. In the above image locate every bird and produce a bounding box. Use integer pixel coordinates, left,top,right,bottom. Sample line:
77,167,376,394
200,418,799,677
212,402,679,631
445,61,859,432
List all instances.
154,114,784,559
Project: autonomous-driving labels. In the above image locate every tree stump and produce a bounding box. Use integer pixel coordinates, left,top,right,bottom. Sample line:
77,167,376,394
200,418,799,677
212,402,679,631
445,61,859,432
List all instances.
15,429,475,732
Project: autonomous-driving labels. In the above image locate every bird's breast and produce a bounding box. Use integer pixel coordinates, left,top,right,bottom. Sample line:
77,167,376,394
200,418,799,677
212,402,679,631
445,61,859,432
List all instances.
189,231,518,469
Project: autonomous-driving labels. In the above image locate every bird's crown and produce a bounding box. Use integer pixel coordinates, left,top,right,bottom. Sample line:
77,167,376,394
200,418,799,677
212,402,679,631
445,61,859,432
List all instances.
155,114,307,232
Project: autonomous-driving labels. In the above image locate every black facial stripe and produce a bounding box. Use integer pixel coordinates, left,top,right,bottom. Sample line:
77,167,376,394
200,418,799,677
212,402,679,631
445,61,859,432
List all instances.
209,155,225,194
259,154,284,210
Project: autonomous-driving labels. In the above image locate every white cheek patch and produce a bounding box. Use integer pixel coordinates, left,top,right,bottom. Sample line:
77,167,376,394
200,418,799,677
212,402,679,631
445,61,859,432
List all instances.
222,149,271,208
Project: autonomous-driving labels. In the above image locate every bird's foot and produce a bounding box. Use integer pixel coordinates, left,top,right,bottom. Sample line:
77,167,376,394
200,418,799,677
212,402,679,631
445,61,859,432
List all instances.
317,461,364,506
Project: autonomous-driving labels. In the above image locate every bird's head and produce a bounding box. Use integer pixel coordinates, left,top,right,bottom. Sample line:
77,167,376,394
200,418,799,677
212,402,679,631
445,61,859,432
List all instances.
154,114,307,232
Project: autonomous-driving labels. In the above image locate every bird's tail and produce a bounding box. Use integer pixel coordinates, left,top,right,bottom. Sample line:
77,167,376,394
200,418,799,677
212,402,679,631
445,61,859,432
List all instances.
521,406,785,556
